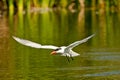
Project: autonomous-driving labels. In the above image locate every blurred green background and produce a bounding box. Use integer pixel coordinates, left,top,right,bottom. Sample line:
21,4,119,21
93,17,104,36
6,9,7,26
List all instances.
0,0,120,80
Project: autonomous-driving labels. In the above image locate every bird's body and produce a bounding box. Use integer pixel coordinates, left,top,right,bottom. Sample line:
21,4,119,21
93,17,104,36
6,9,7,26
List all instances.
51,46,79,57
13,34,95,58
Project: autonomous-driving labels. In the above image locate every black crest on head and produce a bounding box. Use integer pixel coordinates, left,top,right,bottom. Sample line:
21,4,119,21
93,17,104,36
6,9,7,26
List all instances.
54,48,61,51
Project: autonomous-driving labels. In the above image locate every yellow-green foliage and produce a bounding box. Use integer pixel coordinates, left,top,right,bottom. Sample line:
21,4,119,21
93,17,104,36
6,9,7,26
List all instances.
3,0,120,12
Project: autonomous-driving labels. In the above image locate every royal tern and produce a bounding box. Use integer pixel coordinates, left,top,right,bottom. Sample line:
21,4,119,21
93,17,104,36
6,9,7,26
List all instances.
13,34,95,61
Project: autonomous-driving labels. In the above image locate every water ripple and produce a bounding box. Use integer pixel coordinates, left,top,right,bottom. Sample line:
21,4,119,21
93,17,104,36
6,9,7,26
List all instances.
85,52,120,55
56,66,119,71
74,70,120,77
91,55,120,61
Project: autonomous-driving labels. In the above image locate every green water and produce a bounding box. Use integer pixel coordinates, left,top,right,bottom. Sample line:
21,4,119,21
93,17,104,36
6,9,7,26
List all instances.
0,9,120,80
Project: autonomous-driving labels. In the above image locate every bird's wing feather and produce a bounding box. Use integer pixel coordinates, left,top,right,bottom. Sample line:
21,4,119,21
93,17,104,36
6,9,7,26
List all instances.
66,34,95,50
13,36,58,49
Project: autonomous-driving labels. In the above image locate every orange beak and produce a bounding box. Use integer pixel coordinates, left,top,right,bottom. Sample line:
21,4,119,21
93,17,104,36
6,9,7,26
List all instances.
51,51,57,55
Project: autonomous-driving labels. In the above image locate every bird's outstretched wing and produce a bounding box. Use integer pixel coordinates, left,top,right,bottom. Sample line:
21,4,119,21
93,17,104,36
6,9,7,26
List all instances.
66,34,95,49
13,36,58,49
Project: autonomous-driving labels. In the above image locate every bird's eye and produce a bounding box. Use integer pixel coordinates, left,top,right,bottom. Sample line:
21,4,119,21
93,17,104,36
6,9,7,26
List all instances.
54,48,61,51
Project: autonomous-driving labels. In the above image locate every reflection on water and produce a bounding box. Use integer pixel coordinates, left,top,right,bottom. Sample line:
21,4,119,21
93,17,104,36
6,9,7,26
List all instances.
0,9,120,80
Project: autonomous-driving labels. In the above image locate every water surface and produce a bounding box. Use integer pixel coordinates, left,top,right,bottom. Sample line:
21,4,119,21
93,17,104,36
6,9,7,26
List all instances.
0,9,120,80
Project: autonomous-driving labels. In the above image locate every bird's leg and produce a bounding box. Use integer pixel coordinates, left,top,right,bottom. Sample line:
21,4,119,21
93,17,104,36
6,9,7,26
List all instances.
70,54,74,60
66,55,70,62
70,56,74,60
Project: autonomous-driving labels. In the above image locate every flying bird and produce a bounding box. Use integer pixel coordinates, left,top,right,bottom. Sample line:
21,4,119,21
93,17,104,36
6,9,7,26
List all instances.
13,34,95,61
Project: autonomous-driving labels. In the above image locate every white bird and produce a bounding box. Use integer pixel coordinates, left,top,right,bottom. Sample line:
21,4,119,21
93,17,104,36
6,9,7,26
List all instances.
13,34,95,59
